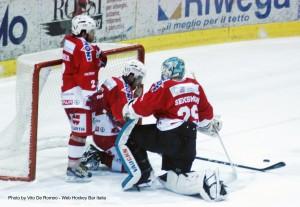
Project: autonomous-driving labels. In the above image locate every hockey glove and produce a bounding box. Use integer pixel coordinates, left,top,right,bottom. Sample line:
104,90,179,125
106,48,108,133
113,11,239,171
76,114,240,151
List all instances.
197,117,222,137
100,54,107,68
86,91,105,112
122,100,140,121
96,46,107,68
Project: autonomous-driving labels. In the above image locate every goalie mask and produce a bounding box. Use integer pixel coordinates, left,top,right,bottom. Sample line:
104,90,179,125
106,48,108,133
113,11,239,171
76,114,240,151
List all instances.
161,57,185,80
123,60,146,85
72,14,96,36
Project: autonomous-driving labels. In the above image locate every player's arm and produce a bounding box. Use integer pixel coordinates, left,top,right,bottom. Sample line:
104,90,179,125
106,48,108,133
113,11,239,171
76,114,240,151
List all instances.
197,84,213,122
62,38,80,74
196,84,222,136
123,81,165,119
86,77,118,112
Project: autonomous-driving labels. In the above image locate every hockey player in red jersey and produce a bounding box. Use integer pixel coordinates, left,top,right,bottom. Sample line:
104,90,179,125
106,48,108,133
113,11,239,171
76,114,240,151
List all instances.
61,14,107,182
81,60,146,173
120,57,227,201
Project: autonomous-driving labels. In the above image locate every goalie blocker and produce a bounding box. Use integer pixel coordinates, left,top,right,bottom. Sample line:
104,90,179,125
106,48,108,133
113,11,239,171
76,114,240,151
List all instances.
115,119,228,201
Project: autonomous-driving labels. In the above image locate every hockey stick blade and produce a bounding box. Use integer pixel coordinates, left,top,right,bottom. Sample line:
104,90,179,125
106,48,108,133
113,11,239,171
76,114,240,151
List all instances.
195,156,286,172
261,161,286,172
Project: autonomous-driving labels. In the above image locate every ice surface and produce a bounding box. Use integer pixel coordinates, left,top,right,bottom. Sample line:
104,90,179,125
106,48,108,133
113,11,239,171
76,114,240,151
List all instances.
0,37,300,207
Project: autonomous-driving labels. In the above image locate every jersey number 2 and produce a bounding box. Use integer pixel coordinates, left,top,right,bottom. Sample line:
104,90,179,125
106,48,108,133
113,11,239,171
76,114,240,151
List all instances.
91,80,96,89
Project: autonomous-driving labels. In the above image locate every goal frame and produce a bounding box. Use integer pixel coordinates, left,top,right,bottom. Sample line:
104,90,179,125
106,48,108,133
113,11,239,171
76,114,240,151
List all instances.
0,44,145,181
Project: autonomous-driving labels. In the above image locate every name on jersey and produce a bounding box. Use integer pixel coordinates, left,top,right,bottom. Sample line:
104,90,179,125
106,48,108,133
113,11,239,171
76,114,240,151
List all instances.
175,95,199,106
62,99,81,106
170,83,199,97
84,72,95,76
81,41,93,62
62,100,73,105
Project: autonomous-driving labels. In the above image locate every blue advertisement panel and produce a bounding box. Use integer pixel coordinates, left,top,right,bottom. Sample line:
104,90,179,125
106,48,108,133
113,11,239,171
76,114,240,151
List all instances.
136,0,298,36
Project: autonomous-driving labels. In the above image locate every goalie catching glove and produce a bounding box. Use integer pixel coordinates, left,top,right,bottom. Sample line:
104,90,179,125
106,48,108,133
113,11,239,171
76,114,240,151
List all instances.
197,116,222,137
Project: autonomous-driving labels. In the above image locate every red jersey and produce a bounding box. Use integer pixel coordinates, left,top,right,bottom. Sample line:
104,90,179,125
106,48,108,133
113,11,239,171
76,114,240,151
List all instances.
100,77,135,124
93,76,134,148
132,78,213,130
61,35,104,109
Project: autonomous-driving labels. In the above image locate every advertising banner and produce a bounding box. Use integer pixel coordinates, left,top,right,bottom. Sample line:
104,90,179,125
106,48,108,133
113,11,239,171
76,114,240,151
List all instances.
136,0,299,36
298,0,300,19
0,0,135,60
1,0,299,61
0,0,39,60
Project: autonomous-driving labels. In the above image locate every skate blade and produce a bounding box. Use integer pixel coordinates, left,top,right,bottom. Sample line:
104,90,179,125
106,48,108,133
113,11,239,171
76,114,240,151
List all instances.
65,175,92,183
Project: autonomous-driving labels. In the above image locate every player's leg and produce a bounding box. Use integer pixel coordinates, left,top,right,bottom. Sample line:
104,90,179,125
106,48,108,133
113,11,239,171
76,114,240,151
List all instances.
130,122,227,200
157,122,228,201
118,122,193,188
65,108,93,182
159,122,197,173
125,124,163,186
126,136,154,185
159,169,228,201
82,135,126,172
82,113,125,172
105,146,126,172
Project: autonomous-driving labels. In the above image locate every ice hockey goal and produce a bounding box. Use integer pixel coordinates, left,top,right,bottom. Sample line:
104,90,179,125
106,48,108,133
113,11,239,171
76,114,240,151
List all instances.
0,43,145,181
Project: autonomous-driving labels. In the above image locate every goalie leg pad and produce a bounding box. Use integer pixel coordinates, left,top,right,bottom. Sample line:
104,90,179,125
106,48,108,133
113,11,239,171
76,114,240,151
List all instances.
160,170,227,201
115,119,141,190
117,144,141,190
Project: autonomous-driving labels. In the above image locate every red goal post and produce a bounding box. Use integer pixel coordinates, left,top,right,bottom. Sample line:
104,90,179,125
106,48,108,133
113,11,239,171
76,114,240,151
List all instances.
0,44,145,182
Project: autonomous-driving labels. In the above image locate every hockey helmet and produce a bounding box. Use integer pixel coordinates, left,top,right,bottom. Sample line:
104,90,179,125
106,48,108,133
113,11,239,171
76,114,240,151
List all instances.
72,14,96,36
161,57,185,80
123,60,146,82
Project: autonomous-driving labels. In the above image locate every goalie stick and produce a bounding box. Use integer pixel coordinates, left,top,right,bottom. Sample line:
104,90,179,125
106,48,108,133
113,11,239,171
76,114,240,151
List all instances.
190,71,237,182
189,71,286,172
195,156,286,172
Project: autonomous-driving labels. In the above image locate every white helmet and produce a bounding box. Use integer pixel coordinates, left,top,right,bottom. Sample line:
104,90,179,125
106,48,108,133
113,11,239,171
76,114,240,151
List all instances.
123,60,146,80
72,14,96,36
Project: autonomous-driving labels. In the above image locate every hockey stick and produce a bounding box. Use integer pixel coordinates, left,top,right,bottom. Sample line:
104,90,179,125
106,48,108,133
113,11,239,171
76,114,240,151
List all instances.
190,71,237,181
195,156,286,172
215,130,238,182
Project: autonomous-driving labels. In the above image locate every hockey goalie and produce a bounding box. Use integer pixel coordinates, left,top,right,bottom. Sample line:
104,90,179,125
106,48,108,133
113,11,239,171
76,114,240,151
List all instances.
117,57,228,201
